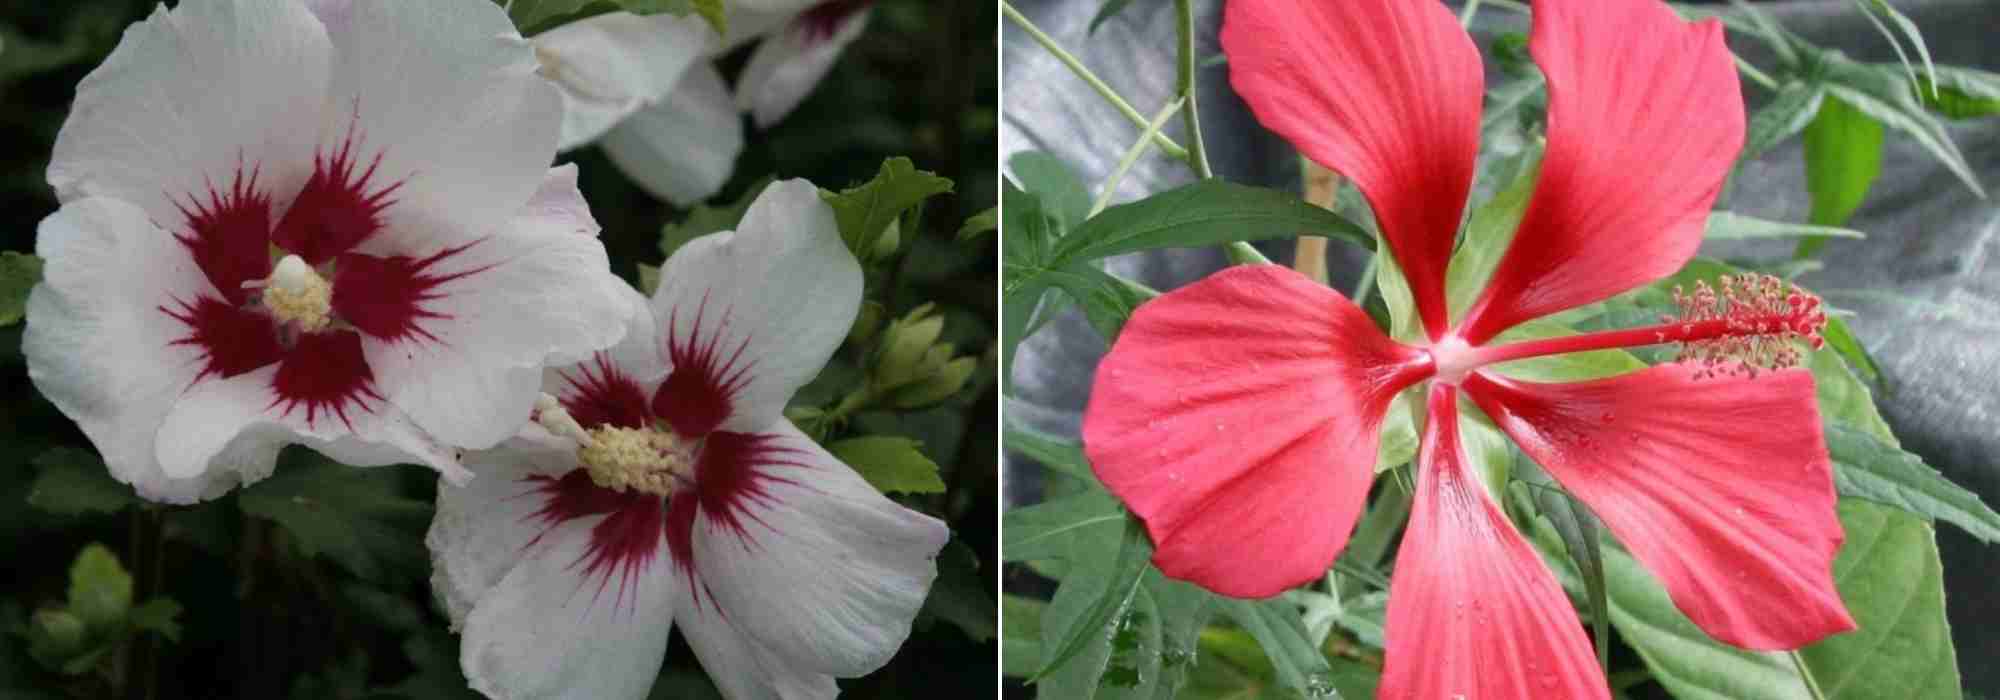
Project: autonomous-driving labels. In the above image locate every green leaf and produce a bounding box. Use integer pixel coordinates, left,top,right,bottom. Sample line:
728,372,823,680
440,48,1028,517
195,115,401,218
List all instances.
1041,262,1157,342
1187,626,1379,700
26,449,136,516
1533,499,1963,700
1003,488,1124,564
921,539,995,642
636,263,660,296
1028,515,1150,682
1827,422,2000,543
956,206,998,241
237,457,433,583
0,252,42,327
1915,65,2000,119
1053,180,1371,264
1447,150,1541,321
66,544,132,631
1742,81,1826,161
1821,58,1981,198
1003,595,1048,677
1801,94,1884,259
1003,424,1099,485
1008,152,1091,234
1087,0,1136,34
824,157,954,257
128,598,182,644
1213,598,1343,698
826,436,946,495
659,177,771,260
501,0,721,36
1705,211,1866,240
1528,482,1609,673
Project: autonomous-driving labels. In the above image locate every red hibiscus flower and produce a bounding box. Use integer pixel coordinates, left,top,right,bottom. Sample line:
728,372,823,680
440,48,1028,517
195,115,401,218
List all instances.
1079,0,1856,697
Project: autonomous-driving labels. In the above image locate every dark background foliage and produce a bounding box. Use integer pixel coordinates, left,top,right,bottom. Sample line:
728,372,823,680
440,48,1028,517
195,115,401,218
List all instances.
0,0,998,698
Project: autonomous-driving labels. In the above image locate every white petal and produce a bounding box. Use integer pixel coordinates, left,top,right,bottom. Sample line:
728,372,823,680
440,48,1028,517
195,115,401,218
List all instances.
735,8,869,128
363,165,639,450
25,198,236,504
47,0,329,224
690,420,948,676
674,588,837,700
541,286,668,402
317,0,562,256
429,438,580,627
651,180,860,432
600,63,745,206
152,364,468,485
535,11,717,150
460,511,677,700
711,6,800,56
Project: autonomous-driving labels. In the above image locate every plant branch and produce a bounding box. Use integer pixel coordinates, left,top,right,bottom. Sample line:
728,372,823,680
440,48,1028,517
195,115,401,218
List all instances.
1174,0,1214,179
1091,98,1186,218
1002,2,1192,162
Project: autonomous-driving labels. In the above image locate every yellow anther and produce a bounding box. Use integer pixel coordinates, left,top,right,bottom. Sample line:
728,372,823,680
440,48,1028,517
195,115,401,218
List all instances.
579,425,695,497
261,254,333,332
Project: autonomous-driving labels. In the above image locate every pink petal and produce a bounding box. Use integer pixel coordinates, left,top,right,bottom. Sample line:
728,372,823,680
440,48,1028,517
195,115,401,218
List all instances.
1219,0,1480,341
1382,385,1606,700
1462,366,1855,649
1081,265,1431,598
1457,0,1744,344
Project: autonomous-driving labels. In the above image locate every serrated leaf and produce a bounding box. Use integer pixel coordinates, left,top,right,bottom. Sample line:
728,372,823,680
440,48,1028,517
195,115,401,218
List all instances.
824,157,954,256
1007,152,1090,234
1029,515,1150,682
0,252,42,326
1003,488,1124,564
956,206,997,241
1827,422,2000,543
66,544,131,631
27,449,135,516
659,178,771,260
1041,262,1157,342
826,436,945,495
237,458,433,583
128,598,182,644
1705,211,1866,240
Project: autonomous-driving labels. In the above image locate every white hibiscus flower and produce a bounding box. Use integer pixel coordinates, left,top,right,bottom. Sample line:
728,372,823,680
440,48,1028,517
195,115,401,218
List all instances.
26,0,638,503
428,180,950,700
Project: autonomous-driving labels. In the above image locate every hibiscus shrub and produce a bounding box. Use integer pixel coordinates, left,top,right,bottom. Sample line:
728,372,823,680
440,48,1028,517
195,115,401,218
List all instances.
1003,0,1998,698
0,0,997,698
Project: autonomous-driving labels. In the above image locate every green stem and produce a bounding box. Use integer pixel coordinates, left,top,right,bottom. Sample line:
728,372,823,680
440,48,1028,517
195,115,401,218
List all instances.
1791,651,1830,700
1174,0,1214,179
1225,241,1271,265
1002,2,1192,162
1091,98,1186,218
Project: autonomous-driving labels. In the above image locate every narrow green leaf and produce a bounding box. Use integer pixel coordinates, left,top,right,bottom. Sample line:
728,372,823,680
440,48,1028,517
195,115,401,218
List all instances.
826,436,946,494
27,449,136,517
1915,66,2000,119
1008,151,1091,234
1447,151,1541,321
1214,598,1341,698
0,251,42,326
1003,424,1098,485
1827,422,2000,543
1706,212,1866,240
1530,482,1610,672
1743,82,1826,161
1003,595,1048,677
1053,180,1371,264
823,157,954,256
1042,262,1157,342
1028,515,1151,681
1822,58,1981,198
1002,489,1124,564
1087,0,1137,34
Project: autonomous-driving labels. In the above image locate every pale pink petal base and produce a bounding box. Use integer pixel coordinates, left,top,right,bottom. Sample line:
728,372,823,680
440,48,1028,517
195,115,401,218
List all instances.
1382,386,1607,700
1083,265,1430,598
1464,366,1855,649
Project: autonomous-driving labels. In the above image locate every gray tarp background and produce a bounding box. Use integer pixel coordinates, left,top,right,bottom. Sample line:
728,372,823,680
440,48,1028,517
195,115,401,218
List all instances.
1001,0,2000,690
